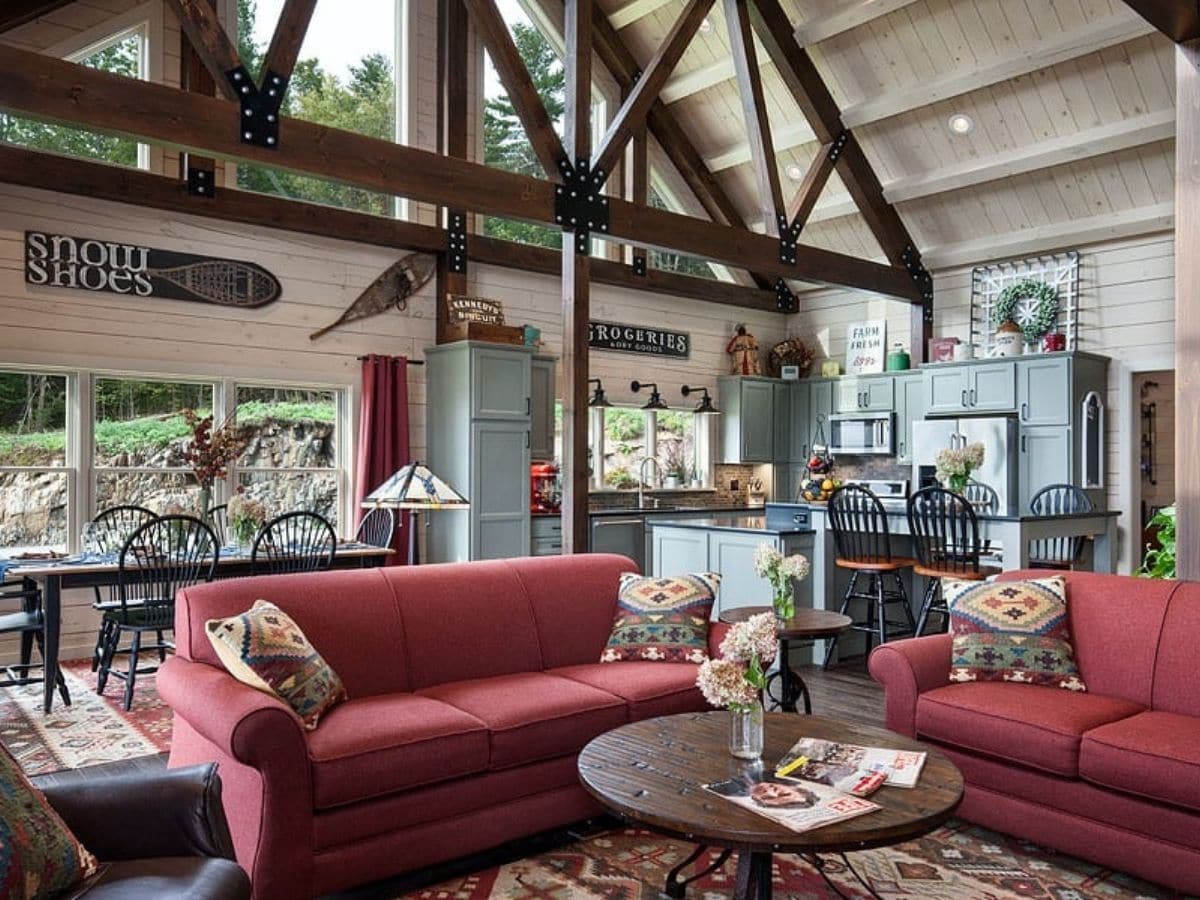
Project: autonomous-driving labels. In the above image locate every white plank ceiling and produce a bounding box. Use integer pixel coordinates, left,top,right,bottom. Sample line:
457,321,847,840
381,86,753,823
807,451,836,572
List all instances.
593,0,1174,267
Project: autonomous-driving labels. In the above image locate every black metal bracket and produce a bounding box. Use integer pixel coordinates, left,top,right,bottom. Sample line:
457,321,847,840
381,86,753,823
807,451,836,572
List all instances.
632,253,647,276
226,66,287,149
828,129,849,163
186,164,215,198
447,210,468,274
774,278,798,313
554,157,610,256
901,244,934,324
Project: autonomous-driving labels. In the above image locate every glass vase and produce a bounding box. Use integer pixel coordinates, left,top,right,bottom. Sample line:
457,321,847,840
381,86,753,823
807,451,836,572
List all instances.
729,704,764,760
773,584,795,621
948,474,969,494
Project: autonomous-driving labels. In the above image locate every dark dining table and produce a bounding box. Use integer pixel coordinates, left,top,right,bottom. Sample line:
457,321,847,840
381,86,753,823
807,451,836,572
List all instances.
8,542,392,713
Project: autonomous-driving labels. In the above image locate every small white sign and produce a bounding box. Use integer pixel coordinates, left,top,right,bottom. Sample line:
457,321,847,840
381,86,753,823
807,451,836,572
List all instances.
846,320,886,375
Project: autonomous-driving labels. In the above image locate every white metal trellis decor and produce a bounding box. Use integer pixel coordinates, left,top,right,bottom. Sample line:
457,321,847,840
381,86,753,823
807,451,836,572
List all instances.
970,251,1080,355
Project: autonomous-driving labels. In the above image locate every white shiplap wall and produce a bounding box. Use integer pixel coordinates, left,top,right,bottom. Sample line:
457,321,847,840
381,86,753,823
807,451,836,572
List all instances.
788,230,1176,574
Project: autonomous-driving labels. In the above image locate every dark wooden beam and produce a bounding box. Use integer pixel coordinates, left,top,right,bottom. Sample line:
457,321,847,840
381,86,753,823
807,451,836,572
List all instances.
1122,0,1200,42
587,9,772,289
786,140,837,230
561,0,593,554
0,44,919,299
180,14,218,186
0,143,780,311
437,0,472,343
592,0,714,181
1175,37,1200,578
726,0,785,235
162,0,242,99
261,0,319,83
0,0,73,32
463,0,569,178
630,107,649,272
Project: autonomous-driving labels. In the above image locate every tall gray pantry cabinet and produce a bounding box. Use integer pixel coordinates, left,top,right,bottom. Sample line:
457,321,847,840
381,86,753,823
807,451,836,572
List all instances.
425,342,534,562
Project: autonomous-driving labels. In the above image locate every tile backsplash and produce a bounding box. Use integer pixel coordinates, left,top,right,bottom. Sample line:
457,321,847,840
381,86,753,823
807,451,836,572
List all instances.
588,464,765,511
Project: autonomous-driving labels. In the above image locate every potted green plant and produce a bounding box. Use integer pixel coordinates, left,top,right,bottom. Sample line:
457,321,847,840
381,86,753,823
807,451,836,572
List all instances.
662,440,688,489
1139,505,1176,579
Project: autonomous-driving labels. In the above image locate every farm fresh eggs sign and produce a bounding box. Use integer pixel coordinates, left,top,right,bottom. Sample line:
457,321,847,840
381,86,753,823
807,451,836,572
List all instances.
24,231,281,309
846,320,886,375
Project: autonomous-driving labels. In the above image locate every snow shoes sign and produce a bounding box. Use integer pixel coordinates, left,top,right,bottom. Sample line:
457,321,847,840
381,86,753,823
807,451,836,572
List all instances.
24,231,281,308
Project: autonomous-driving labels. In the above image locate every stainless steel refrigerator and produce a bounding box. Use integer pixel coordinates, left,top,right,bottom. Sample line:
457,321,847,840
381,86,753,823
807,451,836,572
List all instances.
911,417,1019,516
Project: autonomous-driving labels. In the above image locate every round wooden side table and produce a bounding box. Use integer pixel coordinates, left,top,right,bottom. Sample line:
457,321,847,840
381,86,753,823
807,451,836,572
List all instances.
719,606,852,714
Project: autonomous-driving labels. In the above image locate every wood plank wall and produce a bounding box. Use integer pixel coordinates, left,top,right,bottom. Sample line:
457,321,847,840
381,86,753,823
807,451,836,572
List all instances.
789,230,1177,575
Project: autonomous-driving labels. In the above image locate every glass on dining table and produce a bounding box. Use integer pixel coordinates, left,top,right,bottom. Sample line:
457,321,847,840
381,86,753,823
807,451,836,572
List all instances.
80,522,100,559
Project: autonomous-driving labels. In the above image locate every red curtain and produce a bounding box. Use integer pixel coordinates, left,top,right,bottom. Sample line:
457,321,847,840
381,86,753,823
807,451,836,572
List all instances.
355,354,410,565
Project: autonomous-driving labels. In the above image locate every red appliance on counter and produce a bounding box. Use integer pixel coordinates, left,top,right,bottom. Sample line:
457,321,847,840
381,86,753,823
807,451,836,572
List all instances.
531,463,562,513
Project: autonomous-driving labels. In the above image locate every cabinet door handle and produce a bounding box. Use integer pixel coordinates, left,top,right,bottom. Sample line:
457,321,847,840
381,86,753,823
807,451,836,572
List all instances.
526,397,531,415
1021,434,1027,453
899,441,905,457
525,431,530,449
970,389,977,407
1021,402,1029,421
961,389,968,408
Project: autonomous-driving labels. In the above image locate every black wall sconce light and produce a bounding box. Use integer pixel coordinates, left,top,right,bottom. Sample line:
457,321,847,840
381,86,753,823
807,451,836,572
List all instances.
681,385,720,415
630,380,668,410
588,378,613,408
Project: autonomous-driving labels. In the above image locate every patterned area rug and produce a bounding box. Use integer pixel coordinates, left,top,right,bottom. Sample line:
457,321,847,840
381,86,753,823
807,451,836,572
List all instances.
0,659,171,775
398,823,1187,899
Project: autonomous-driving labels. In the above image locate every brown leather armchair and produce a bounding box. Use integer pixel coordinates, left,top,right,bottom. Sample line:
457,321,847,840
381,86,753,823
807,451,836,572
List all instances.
31,762,251,899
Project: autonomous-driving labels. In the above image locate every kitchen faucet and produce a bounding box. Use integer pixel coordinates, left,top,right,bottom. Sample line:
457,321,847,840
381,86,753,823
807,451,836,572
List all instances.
638,457,662,509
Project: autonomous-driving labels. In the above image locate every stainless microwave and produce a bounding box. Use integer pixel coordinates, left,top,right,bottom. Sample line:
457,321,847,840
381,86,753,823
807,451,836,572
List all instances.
828,412,894,456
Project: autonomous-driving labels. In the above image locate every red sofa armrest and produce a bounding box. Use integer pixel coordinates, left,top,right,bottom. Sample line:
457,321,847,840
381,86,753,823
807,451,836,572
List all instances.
868,634,952,737
157,657,309,772
708,621,731,657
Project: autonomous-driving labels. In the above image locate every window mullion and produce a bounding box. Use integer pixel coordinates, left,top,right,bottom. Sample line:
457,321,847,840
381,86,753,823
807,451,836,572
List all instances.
75,370,93,539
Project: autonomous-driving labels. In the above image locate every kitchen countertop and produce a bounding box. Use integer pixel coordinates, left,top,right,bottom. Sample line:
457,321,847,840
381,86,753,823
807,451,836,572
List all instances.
585,505,765,518
646,515,813,536
802,505,1121,523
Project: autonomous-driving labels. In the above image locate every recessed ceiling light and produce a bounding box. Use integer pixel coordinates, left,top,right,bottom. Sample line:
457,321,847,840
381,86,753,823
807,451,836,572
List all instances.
698,17,712,32
784,163,805,181
947,113,974,135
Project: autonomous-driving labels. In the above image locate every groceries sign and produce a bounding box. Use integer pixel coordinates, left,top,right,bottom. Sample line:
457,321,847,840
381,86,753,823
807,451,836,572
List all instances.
24,231,281,308
588,321,690,358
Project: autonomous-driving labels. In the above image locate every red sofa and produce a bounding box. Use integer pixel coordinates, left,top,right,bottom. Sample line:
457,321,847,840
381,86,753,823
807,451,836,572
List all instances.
870,570,1200,894
158,554,721,898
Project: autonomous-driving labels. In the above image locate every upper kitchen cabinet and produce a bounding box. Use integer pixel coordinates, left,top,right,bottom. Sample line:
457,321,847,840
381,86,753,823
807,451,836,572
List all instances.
1016,356,1071,426
529,355,557,461
893,373,924,464
772,382,793,462
834,375,894,413
470,345,532,420
924,361,1015,414
718,376,775,463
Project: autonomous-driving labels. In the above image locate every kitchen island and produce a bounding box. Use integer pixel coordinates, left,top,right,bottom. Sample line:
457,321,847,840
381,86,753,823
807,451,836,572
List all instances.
649,502,1120,664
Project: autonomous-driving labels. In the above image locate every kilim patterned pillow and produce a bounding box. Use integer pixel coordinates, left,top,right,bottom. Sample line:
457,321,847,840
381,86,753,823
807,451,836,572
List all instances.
206,599,348,729
0,743,98,899
946,576,1086,692
600,572,720,664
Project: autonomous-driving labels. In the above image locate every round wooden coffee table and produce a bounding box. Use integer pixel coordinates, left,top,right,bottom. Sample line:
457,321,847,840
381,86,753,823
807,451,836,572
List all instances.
719,607,852,714
578,712,962,900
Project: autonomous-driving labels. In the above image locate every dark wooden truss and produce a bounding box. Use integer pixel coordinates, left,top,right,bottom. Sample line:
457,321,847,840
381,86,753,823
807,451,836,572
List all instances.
0,0,930,550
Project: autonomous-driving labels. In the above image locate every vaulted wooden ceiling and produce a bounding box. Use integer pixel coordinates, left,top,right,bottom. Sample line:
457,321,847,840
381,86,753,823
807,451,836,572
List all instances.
585,0,1176,270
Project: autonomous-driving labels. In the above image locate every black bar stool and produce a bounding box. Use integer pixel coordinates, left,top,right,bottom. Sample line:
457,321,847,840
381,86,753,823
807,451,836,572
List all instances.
908,486,1002,635
1029,483,1093,569
823,485,917,668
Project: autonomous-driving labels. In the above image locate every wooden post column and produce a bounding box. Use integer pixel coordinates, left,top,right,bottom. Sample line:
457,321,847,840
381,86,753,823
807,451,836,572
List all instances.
435,0,470,344
1176,38,1200,579
561,0,592,554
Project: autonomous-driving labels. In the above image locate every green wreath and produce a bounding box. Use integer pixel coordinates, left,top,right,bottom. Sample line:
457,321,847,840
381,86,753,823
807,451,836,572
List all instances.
991,279,1059,343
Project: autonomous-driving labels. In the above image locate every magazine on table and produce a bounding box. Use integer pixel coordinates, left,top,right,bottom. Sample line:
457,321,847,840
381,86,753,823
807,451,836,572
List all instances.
703,768,879,833
775,737,927,792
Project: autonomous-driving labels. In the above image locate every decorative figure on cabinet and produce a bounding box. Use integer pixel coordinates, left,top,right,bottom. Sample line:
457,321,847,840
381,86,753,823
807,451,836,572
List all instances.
726,324,762,376
309,253,435,340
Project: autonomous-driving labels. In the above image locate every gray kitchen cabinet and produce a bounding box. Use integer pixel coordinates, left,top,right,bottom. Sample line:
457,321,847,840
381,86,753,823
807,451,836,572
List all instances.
529,355,557,461
1017,356,1071,426
834,375,894,413
708,530,774,613
893,372,924,464
470,420,531,560
470,346,532,420
425,341,534,563
807,379,834,448
923,361,1014,414
773,463,807,504
531,515,562,556
788,381,810,462
591,517,646,571
1019,425,1072,514
718,377,775,463
772,382,793,462
651,526,708,577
